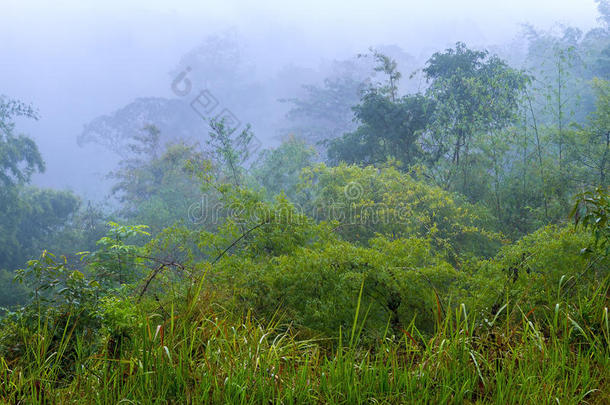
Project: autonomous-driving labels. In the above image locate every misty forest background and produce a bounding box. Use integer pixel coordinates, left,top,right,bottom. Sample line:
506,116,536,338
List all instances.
0,1,609,403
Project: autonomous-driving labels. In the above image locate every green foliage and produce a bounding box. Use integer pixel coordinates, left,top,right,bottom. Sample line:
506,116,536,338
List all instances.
15,251,101,309
194,186,332,262
299,163,502,261
251,136,317,201
81,222,150,287
0,96,91,309
4,27,610,404
0,223,152,372
0,186,81,274
465,225,608,318
110,126,209,232
327,93,431,167
422,43,529,197
1,268,608,403
222,236,456,339
4,251,105,367
572,186,610,253
10,221,151,311
281,59,367,147
1,153,609,403
525,25,591,125
0,95,44,187
568,78,610,185
362,48,402,101
0,96,47,271
206,117,255,188
0,270,29,310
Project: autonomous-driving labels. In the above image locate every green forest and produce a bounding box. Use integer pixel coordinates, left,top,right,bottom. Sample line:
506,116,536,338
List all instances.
1,2,609,404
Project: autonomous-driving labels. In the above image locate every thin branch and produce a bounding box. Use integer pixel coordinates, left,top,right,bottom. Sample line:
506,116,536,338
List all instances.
211,220,270,265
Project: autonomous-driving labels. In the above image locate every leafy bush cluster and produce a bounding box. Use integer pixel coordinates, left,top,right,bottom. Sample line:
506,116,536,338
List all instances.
1,21,609,402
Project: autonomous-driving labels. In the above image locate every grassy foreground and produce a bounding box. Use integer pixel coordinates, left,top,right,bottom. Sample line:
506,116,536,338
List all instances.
1,285,608,405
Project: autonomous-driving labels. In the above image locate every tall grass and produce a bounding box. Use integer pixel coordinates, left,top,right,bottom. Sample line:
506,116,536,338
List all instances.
1,286,608,404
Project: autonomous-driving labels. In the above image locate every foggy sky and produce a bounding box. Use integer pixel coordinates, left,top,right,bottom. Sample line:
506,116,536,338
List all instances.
0,0,600,199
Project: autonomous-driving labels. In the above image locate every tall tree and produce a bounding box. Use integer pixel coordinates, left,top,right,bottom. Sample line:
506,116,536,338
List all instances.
570,78,610,186
281,59,369,148
0,96,44,186
0,96,80,271
327,92,431,167
422,43,528,197
326,51,432,168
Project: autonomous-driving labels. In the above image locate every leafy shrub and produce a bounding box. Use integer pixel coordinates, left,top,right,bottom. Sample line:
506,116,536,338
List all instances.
464,225,609,325
215,235,458,341
298,163,503,262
